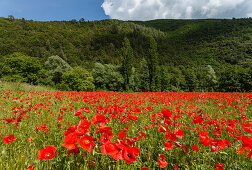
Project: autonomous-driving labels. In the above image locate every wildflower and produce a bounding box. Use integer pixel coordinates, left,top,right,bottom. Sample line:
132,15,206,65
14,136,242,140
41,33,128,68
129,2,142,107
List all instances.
191,145,199,151
164,142,173,150
37,146,57,160
77,135,96,152
157,154,168,168
26,166,34,170
3,134,16,144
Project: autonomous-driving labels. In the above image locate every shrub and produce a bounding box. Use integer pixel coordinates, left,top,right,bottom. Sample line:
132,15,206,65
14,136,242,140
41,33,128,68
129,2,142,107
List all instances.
60,67,95,92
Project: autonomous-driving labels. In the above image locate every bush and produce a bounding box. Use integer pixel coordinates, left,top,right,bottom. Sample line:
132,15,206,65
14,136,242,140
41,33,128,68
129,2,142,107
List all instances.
60,67,95,92
45,55,72,85
0,52,42,84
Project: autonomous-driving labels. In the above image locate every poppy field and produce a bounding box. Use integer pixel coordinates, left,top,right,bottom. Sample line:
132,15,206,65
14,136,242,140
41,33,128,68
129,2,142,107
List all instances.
0,86,251,169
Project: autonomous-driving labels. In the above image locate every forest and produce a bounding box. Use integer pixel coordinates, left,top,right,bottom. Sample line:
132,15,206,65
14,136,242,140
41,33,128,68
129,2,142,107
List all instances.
0,16,251,92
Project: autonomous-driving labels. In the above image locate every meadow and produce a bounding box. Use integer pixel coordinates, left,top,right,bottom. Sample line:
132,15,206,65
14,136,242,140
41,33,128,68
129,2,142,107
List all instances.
0,83,251,169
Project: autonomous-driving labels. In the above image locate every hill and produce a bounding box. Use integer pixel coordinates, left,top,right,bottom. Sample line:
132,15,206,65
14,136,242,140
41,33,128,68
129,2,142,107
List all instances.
0,17,251,92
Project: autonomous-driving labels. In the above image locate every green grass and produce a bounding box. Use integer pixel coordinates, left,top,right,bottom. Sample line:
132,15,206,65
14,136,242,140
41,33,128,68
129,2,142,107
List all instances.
0,81,55,92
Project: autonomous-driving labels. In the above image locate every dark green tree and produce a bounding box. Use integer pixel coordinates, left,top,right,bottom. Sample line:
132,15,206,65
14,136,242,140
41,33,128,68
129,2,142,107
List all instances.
237,67,251,92
169,66,186,91
92,63,124,91
146,35,158,91
160,66,172,92
218,67,240,92
137,58,150,92
121,37,133,91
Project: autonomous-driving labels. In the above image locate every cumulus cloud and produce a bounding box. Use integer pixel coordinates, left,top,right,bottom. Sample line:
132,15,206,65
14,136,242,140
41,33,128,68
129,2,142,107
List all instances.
102,0,252,20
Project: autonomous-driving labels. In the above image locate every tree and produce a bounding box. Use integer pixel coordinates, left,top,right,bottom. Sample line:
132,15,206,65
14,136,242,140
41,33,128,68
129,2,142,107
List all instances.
146,35,158,91
45,55,72,85
205,65,217,91
136,58,150,92
218,67,240,92
153,65,161,92
160,66,172,92
183,67,198,92
8,15,15,22
237,67,251,92
121,37,133,91
129,67,139,92
79,18,85,23
92,63,124,91
60,67,95,92
92,63,106,90
169,66,186,91
0,52,41,84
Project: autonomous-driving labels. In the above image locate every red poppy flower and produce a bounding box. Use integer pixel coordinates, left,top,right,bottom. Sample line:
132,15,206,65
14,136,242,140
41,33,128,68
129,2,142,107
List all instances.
91,114,105,125
123,126,129,132
211,145,218,151
77,135,96,152
64,125,77,136
57,116,63,122
37,146,57,160
238,148,246,155
248,151,252,158
100,133,113,145
164,142,173,150
3,134,16,144
141,167,148,170
101,142,118,156
128,115,138,121
122,146,139,164
200,137,211,147
191,145,199,151
165,132,176,141
62,133,78,150
214,163,224,170
96,125,113,134
27,138,34,142
174,129,185,139
241,136,252,150
111,143,125,160
78,120,91,130
173,165,179,170
157,154,168,168
214,130,222,137
74,110,82,116
68,147,80,155
161,109,172,120
78,115,86,120
181,145,188,154
158,126,169,133
26,166,34,170
118,132,127,139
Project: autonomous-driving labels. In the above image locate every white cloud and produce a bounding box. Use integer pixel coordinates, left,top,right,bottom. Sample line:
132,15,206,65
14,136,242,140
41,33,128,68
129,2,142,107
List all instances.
102,0,252,20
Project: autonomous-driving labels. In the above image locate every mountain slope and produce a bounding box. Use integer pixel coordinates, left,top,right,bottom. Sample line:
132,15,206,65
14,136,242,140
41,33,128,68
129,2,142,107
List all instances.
0,17,251,69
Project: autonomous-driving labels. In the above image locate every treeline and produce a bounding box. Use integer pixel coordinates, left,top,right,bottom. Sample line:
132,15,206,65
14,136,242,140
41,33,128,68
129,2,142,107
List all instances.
0,17,251,92
0,51,251,92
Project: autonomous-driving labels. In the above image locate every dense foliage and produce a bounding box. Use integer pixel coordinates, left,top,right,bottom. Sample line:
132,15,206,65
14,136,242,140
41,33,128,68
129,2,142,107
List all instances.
59,67,95,92
0,17,251,92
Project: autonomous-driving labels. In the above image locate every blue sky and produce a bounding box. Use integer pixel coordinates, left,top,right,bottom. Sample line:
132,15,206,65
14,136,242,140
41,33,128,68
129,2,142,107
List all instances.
0,0,251,21
0,0,109,21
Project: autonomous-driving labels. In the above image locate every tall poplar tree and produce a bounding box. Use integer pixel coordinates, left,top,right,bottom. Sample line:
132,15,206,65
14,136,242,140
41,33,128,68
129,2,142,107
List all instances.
147,35,158,91
121,37,133,91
